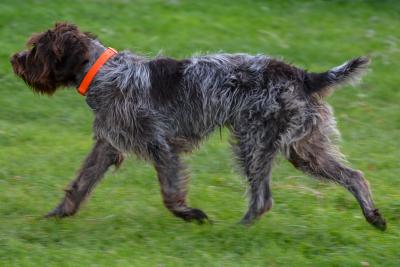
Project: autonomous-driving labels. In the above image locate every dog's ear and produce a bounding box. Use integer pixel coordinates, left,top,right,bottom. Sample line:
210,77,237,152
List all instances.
51,23,82,58
50,23,90,82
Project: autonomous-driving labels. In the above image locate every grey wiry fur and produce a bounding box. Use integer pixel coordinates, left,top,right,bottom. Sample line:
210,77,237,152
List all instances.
11,23,386,230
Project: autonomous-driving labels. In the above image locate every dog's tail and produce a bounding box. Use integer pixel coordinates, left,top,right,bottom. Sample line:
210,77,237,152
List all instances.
304,57,370,97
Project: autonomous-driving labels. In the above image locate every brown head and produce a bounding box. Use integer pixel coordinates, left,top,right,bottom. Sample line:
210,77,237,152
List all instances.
11,23,92,95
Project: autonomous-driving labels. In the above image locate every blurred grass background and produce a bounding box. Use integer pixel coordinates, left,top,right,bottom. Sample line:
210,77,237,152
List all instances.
0,0,399,266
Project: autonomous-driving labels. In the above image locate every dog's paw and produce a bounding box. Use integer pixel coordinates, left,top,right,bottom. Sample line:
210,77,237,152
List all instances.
239,210,265,226
44,204,75,219
175,208,210,224
239,214,256,226
366,209,387,231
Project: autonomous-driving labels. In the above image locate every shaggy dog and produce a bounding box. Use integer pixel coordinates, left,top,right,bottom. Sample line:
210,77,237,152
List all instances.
11,23,386,230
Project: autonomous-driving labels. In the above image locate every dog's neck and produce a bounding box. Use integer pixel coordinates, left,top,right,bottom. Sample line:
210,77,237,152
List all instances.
73,39,107,88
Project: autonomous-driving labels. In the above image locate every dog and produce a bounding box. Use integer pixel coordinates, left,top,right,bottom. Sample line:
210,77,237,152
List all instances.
11,23,386,230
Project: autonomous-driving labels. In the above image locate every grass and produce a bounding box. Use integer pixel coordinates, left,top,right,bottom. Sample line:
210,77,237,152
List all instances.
1,0,400,266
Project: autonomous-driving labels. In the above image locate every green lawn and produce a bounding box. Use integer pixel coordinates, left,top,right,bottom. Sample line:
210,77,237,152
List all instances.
1,0,400,266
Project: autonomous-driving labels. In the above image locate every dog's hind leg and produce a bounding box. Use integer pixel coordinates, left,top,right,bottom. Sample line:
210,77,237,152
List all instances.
287,139,386,230
232,126,278,225
153,148,209,223
46,139,123,218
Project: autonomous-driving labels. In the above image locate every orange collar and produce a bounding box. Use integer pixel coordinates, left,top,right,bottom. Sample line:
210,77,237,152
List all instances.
77,47,118,96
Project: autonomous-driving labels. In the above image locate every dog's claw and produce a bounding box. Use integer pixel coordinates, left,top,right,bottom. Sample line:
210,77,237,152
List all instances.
44,205,73,219
175,208,210,224
44,207,63,218
186,208,209,224
238,211,258,226
366,209,387,231
239,218,253,226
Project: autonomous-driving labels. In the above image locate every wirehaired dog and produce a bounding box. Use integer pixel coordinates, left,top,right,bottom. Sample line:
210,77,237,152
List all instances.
11,23,386,230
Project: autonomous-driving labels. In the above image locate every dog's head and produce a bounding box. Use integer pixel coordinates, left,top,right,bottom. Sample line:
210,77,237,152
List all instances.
11,23,92,95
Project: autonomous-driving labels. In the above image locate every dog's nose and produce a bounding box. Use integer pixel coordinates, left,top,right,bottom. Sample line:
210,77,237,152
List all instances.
10,54,18,64
11,51,26,60
11,51,27,63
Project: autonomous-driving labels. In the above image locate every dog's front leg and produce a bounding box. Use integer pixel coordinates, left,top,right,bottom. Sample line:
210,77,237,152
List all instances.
154,151,209,223
46,139,123,218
